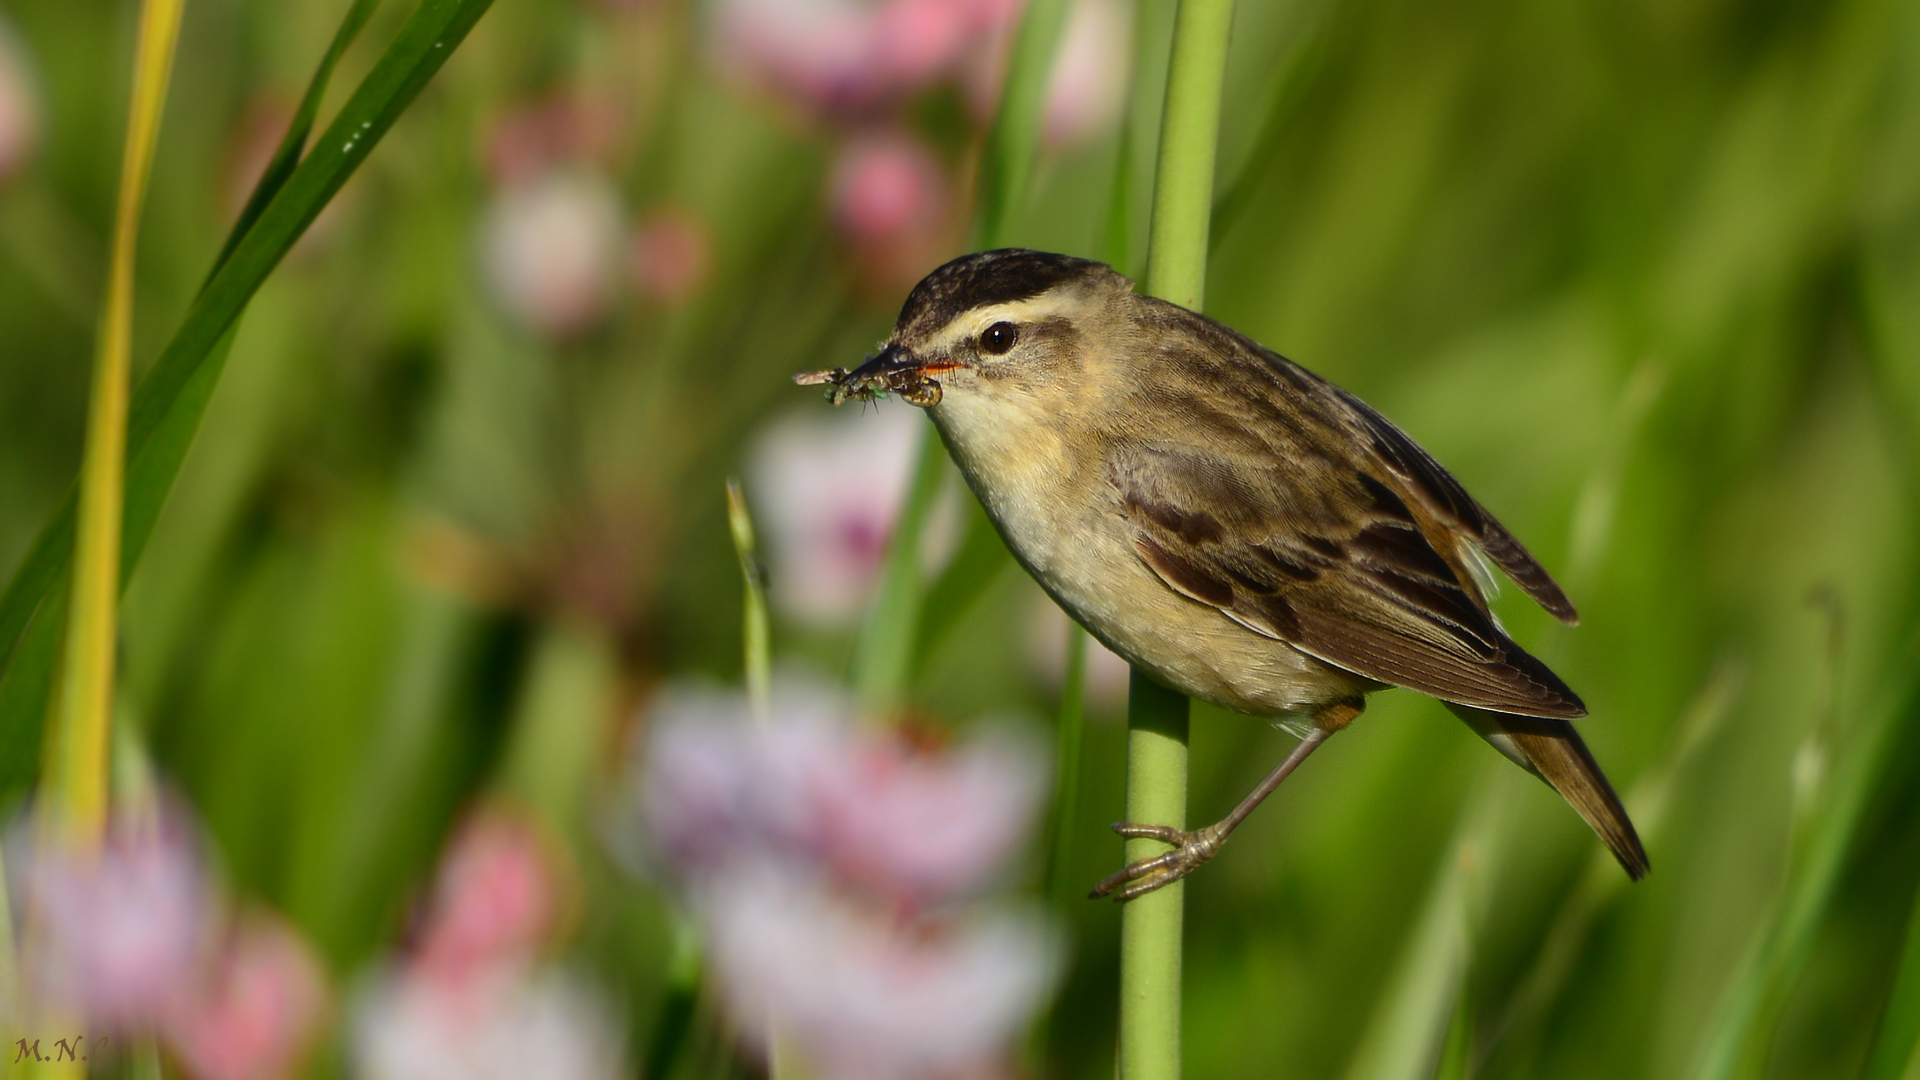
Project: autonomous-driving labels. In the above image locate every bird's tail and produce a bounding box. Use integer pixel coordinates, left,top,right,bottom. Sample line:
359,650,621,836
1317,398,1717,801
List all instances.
1447,703,1650,880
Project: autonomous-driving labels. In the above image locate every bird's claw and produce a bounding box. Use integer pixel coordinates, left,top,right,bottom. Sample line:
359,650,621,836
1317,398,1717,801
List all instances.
1089,822,1228,902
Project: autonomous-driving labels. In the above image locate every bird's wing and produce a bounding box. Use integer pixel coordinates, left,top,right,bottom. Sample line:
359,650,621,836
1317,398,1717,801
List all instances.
1102,337,1583,718
1322,383,1579,625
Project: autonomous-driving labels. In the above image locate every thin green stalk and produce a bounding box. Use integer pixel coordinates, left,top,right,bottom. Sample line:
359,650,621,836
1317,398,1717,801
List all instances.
1119,672,1191,1080
1144,0,1235,312
643,917,704,1080
1340,785,1502,1080
40,0,185,844
854,0,1078,713
497,625,615,827
974,0,1074,248
1477,658,1741,1076
1120,2,1235,1078
1046,626,1090,908
725,479,770,718
851,433,946,716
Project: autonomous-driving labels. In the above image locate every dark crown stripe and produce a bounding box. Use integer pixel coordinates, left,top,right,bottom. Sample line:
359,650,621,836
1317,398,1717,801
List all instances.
897,249,1114,338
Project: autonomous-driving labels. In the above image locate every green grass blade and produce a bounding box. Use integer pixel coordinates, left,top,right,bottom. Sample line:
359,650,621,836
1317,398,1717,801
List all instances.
1478,659,1742,1075
1864,884,1920,1080
908,499,1016,679
0,0,496,798
40,0,185,841
1692,629,1920,1080
1339,793,1496,1080
208,0,383,280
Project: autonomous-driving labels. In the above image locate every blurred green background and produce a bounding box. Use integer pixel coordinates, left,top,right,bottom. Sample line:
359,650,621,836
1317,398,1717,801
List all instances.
3,0,1920,1076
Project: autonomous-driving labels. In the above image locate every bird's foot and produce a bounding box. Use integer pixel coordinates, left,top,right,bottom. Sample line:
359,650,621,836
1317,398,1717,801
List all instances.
1089,821,1230,902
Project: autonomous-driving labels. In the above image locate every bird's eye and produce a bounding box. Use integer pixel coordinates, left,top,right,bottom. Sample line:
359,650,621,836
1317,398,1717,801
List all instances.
979,321,1018,355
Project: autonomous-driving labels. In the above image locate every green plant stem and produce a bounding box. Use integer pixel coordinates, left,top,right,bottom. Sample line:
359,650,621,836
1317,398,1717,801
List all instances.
855,0,1077,715
40,0,185,845
851,432,946,716
1145,0,1235,312
725,479,770,718
1119,2,1234,1078
643,917,704,1080
1119,671,1191,1080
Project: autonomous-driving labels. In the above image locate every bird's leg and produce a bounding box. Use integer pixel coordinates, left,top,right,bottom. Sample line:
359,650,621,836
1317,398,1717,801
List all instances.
1090,699,1362,902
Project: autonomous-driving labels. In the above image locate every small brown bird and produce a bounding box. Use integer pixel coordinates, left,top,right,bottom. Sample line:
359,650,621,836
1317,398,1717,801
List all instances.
799,248,1648,900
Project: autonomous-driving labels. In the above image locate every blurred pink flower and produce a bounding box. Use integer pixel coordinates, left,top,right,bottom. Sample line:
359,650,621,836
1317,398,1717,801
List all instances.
965,0,1131,150
352,968,625,1080
641,674,1048,904
0,17,40,183
166,914,329,1080
711,0,1016,113
11,811,214,1029
221,99,294,217
353,803,617,1080
1026,593,1131,713
482,95,622,189
481,168,626,339
629,210,712,303
635,677,1060,1078
812,719,1047,900
413,808,567,987
748,402,952,626
830,131,955,288
701,863,1060,1080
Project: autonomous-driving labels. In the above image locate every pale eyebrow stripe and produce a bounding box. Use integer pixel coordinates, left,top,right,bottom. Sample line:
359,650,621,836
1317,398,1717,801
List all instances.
923,294,1077,353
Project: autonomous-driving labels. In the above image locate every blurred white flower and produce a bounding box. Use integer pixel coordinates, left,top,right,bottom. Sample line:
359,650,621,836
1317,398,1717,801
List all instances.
748,402,952,626
642,674,1047,903
702,863,1061,1080
0,17,37,184
1026,593,1132,713
965,0,1131,151
640,674,850,872
481,169,625,339
166,914,330,1080
413,807,569,987
9,810,214,1029
829,130,957,290
711,0,1016,113
351,968,624,1080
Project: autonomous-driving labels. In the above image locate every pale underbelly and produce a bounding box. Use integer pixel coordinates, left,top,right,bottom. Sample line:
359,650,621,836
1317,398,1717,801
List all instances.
999,499,1372,717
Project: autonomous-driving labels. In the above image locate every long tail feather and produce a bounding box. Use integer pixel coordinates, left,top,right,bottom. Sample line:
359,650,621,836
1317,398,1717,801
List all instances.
1447,703,1650,879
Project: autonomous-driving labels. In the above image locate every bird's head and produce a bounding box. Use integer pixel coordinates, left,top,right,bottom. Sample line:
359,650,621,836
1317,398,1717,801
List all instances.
844,249,1136,418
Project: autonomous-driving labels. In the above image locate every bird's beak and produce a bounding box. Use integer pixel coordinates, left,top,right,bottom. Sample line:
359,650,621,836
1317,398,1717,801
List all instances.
847,342,921,382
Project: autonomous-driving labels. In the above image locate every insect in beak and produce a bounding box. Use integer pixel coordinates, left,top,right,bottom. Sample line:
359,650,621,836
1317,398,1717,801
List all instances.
794,344,945,407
